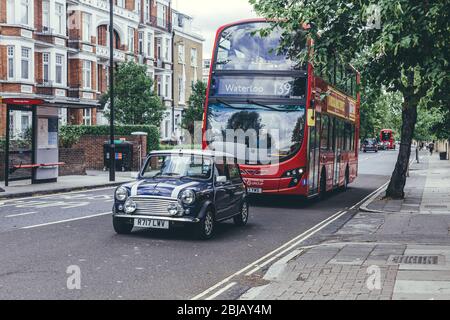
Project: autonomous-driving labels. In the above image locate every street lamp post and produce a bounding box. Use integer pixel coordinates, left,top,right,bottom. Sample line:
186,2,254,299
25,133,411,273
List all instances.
109,0,115,181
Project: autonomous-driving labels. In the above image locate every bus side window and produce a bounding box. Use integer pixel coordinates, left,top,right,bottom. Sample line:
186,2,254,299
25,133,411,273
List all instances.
330,117,335,151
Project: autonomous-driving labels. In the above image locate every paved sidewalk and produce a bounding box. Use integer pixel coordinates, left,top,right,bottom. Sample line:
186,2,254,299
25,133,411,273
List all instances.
239,152,450,300
0,170,134,199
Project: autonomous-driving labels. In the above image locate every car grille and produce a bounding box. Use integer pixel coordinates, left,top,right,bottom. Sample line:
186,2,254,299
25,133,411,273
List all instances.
131,196,178,216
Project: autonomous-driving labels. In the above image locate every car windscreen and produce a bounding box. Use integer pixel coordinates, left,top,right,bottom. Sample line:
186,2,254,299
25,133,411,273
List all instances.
142,155,213,180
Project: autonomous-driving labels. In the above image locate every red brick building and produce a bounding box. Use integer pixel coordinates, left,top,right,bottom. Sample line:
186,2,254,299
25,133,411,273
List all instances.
0,0,178,139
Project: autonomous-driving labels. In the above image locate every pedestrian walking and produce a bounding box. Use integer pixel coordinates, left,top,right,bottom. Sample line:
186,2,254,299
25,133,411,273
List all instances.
429,141,435,155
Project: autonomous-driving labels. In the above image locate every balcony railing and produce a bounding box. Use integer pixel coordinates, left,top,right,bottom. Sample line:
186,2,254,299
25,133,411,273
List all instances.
96,46,126,61
36,79,54,87
79,0,139,22
150,16,172,32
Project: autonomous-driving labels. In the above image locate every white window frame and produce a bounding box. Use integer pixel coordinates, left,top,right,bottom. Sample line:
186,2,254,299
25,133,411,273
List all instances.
7,46,14,80
117,0,125,8
191,48,197,67
157,3,166,27
138,32,144,55
7,0,15,24
55,3,65,35
43,53,50,83
82,12,92,42
164,75,170,99
144,0,150,23
147,32,153,57
128,27,135,53
178,44,185,64
20,0,30,26
83,60,92,89
42,0,50,32
83,109,92,126
55,54,64,85
21,47,31,80
164,38,170,61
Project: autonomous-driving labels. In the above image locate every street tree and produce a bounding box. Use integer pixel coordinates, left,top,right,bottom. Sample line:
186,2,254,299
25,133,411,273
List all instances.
250,0,450,199
100,61,165,126
181,81,207,137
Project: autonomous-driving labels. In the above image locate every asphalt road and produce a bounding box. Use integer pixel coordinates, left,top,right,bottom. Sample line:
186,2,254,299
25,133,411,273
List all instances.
0,149,400,299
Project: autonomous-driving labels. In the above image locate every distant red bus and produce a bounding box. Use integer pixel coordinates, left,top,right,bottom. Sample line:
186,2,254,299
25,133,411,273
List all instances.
380,129,395,149
202,19,360,197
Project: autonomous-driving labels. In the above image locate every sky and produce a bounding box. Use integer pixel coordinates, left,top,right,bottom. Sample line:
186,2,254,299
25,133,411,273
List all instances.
173,0,259,59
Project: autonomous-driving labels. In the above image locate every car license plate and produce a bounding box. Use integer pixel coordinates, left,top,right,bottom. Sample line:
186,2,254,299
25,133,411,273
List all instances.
247,187,262,194
134,218,169,229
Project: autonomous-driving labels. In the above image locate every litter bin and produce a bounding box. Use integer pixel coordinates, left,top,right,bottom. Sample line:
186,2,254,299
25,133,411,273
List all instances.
439,152,447,160
104,140,134,171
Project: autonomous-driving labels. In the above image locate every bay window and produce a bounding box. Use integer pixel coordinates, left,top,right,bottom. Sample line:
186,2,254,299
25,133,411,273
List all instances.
43,53,50,83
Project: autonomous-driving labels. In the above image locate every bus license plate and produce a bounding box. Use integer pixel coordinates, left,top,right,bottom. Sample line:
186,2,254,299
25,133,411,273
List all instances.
247,188,262,194
134,218,169,229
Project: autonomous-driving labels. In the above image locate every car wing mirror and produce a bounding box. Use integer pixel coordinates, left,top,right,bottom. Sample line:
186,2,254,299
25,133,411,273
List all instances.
216,176,227,183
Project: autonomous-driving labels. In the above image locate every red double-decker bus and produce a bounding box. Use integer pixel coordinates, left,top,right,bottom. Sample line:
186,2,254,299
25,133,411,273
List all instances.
202,19,360,197
380,129,395,150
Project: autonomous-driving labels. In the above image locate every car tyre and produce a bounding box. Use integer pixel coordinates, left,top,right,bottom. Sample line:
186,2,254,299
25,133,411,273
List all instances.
195,209,215,240
113,217,133,234
233,200,249,226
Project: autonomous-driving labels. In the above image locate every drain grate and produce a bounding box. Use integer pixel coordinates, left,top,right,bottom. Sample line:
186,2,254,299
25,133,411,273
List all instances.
425,205,448,209
388,255,440,265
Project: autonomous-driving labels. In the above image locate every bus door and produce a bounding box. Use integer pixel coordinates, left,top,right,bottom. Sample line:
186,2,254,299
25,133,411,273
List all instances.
308,114,321,195
333,118,342,187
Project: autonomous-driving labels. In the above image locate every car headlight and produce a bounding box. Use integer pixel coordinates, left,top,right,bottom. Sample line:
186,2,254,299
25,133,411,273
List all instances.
115,186,128,201
180,189,196,205
124,198,137,214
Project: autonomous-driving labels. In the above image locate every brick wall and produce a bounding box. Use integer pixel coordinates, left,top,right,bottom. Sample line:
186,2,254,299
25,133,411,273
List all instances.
71,135,147,171
59,148,87,176
0,0,6,23
34,0,43,31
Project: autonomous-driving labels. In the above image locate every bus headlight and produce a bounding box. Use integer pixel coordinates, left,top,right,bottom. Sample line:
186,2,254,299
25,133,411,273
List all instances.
115,186,128,201
282,168,305,178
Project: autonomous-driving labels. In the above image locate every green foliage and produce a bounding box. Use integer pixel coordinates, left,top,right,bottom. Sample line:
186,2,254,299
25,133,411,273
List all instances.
181,81,207,136
59,125,160,152
101,61,165,126
250,0,449,104
360,86,402,139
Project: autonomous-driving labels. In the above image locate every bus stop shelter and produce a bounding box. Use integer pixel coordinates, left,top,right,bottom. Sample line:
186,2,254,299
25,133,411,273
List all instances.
2,98,97,187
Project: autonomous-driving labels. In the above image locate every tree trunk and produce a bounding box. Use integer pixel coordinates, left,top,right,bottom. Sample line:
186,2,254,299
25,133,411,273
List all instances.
385,96,418,199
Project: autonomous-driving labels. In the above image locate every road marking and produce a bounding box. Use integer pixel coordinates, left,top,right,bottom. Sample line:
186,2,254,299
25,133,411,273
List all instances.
191,209,348,300
0,186,116,204
5,211,37,218
21,212,110,229
205,282,237,300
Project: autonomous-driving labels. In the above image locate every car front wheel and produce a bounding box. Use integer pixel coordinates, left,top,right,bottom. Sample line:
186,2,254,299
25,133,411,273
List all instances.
195,209,215,240
113,217,133,234
233,201,249,226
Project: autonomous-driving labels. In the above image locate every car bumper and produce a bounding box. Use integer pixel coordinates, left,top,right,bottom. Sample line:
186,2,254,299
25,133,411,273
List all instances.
113,214,200,223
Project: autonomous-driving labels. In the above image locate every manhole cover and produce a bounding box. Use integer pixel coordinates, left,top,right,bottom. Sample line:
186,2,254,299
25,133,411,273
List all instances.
388,255,441,265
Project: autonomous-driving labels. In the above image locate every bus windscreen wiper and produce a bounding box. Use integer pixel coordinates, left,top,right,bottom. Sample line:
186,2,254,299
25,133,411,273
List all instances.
216,99,242,110
246,100,281,111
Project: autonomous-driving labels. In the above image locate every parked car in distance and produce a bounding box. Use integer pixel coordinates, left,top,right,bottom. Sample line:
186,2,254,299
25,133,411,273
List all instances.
112,149,249,239
362,139,379,152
